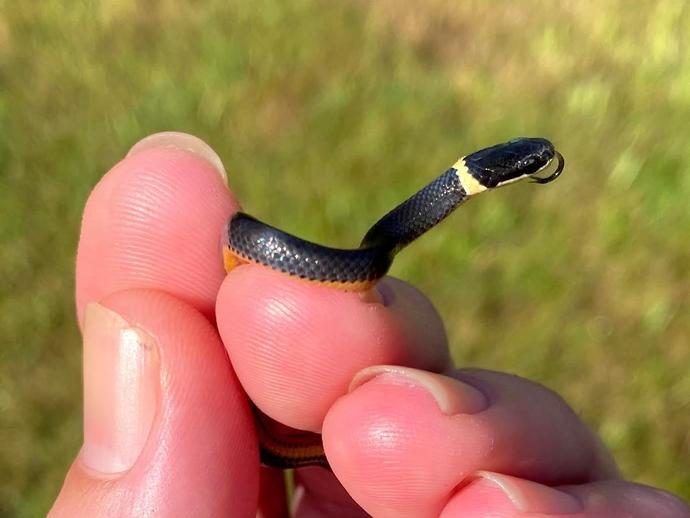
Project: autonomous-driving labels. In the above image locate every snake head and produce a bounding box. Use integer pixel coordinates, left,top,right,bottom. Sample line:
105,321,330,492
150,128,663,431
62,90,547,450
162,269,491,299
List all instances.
463,137,564,189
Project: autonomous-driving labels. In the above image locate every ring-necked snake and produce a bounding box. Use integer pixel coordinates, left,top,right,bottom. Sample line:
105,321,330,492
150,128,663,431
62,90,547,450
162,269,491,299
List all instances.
222,137,565,469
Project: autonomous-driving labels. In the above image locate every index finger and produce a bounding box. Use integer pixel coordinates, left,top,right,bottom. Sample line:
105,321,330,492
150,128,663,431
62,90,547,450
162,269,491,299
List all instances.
75,132,239,324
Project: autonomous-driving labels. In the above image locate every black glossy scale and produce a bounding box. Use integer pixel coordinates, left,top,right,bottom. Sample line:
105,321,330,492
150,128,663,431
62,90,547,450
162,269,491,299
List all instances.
227,213,394,284
360,167,466,251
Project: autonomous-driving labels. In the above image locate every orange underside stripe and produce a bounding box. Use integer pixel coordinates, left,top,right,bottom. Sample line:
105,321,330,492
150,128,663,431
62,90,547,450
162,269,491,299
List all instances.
223,246,377,292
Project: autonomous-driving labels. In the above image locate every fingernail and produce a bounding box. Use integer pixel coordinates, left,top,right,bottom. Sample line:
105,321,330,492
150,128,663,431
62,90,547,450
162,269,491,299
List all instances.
475,471,584,514
127,131,227,184
349,365,488,415
358,280,392,306
81,303,160,475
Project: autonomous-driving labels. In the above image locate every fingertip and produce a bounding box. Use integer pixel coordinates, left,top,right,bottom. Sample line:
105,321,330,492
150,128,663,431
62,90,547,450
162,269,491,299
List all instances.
216,266,380,430
76,136,240,325
215,267,451,432
322,368,488,517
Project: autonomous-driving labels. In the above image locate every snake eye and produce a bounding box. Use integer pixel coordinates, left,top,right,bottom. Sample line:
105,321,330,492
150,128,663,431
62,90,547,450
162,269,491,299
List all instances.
521,157,536,169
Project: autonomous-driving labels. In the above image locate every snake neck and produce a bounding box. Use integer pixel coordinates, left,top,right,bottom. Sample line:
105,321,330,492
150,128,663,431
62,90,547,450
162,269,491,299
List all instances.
360,167,467,252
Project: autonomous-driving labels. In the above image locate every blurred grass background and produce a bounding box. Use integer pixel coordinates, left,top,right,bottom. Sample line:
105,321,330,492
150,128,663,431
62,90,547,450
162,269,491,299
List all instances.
1,0,689,515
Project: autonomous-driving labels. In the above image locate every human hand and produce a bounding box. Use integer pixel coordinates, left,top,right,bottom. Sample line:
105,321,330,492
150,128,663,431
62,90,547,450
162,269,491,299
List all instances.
50,132,690,517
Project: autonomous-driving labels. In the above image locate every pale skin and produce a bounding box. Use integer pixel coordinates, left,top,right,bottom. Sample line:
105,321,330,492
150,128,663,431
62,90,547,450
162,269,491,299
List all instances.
50,132,690,517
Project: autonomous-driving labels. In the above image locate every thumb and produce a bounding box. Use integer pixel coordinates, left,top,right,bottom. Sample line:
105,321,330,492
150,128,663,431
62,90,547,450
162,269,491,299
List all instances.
50,290,259,517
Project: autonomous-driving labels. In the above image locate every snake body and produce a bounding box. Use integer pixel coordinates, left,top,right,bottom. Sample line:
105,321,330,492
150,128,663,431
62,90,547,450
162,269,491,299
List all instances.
222,137,564,468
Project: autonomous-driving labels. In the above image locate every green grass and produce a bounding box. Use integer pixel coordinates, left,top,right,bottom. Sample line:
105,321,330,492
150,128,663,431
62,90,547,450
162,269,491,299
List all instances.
1,1,689,515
